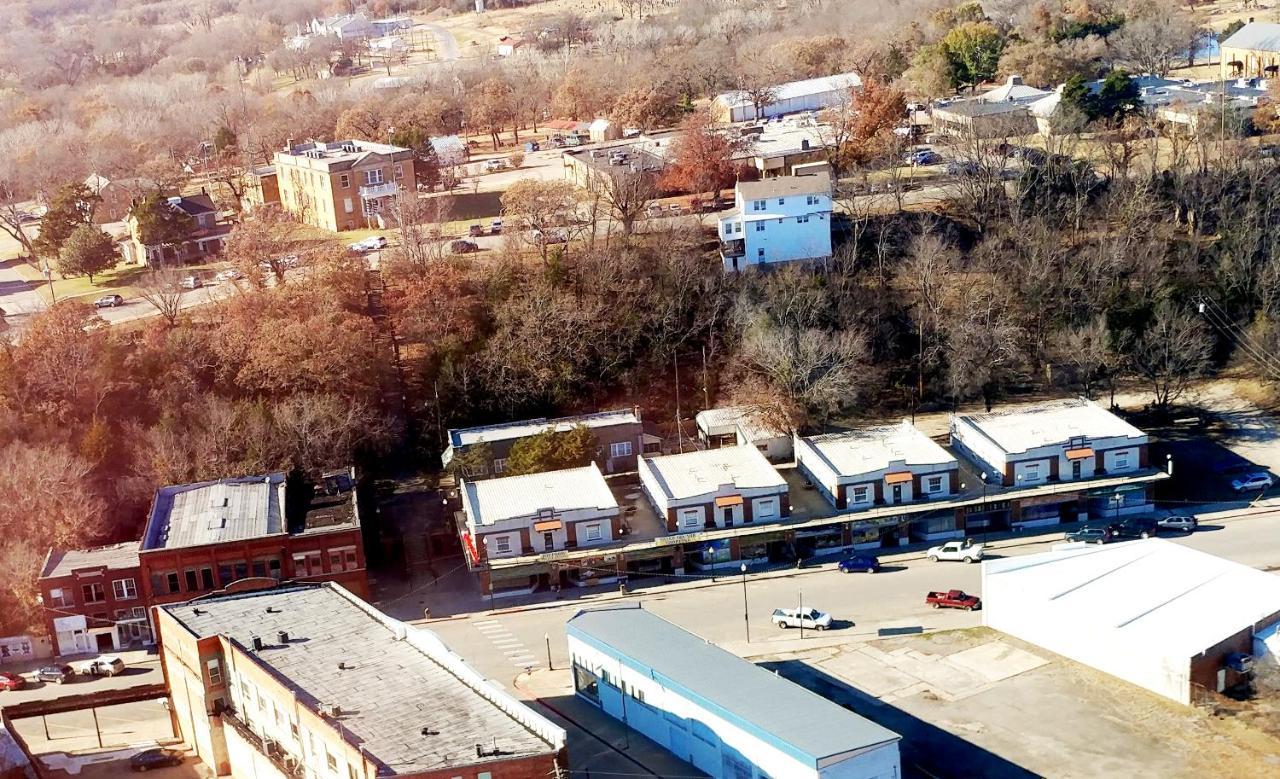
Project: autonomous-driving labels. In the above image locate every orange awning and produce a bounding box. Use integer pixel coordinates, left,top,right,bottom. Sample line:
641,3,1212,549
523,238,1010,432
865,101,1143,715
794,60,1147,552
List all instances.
533,520,563,532
884,472,914,485
714,495,744,508
1065,448,1095,460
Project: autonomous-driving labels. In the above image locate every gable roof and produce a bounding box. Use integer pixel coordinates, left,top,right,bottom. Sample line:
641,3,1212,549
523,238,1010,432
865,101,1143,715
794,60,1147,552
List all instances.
568,607,899,766
737,171,831,200
1221,21,1280,53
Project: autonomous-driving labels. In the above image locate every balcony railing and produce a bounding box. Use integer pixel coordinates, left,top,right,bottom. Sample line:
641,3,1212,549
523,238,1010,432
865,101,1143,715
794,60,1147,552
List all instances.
358,181,399,199
720,239,745,258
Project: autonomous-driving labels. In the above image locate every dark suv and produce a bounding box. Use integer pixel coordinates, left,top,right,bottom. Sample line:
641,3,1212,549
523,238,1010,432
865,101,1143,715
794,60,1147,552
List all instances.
35,665,74,684
1106,517,1158,540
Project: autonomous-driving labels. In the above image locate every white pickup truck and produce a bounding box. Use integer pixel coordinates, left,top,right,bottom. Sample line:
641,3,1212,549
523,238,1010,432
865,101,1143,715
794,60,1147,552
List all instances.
771,607,832,630
927,540,985,563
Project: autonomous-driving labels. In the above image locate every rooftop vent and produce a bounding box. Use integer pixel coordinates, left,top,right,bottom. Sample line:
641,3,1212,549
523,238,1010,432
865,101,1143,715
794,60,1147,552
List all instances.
277,631,290,644
420,726,439,736
321,704,342,718
192,607,205,616
338,661,348,670
265,606,280,614
251,635,264,651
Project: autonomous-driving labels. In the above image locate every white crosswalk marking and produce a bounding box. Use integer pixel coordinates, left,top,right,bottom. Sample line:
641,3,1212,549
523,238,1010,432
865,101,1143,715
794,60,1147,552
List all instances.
474,618,541,670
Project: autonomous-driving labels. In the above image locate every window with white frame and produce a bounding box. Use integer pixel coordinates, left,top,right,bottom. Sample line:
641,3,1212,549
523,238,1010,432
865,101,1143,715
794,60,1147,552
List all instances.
680,508,702,528
206,658,222,685
851,485,869,503
757,248,765,260
81,583,105,603
1113,450,1130,469
610,441,632,458
343,197,353,214
492,535,511,554
926,476,943,493
777,197,784,205
797,215,809,223
112,578,137,600
363,168,384,185
584,524,602,541
394,163,403,180
752,199,765,211
756,498,778,519
1023,463,1041,480
493,458,508,474
806,194,818,205
734,222,742,234
339,173,350,188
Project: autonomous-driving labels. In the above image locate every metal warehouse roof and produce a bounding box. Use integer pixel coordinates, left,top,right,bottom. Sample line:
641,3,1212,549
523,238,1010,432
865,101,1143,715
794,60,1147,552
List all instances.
462,464,618,526
142,474,286,551
446,409,640,450
799,420,955,477
714,71,863,110
1221,21,1280,53
695,405,788,442
984,540,1280,658
567,607,899,765
643,445,787,501
954,398,1146,455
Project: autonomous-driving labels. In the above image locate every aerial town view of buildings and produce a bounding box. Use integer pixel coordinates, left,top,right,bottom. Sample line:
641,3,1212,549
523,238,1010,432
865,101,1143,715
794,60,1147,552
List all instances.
6,1,1280,778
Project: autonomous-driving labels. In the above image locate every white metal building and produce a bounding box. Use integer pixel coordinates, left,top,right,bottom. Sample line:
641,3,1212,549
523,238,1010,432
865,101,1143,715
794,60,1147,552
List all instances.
639,445,789,532
718,172,833,270
568,607,901,779
711,72,863,123
983,540,1280,704
696,405,793,461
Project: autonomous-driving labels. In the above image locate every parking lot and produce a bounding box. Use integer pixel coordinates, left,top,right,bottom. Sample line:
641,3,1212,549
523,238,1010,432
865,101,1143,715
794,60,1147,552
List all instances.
765,628,1280,779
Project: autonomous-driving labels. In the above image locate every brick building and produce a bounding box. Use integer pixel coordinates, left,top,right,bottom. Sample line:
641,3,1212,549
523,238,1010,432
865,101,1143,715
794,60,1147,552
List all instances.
273,139,416,232
39,542,150,656
155,583,567,778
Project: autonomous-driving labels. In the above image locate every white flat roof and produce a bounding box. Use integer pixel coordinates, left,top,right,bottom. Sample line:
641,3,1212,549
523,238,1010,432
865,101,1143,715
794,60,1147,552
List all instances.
695,406,788,442
800,421,955,477
447,409,639,450
643,445,787,501
462,464,617,526
984,540,1280,658
714,72,862,110
955,398,1146,455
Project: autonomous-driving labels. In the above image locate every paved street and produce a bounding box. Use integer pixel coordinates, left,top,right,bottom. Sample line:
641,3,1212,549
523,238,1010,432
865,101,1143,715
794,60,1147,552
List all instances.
422,23,458,61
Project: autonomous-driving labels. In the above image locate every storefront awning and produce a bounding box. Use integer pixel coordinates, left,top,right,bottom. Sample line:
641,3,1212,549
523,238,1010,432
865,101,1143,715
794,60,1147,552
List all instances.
533,520,563,532
884,472,913,485
1065,447,1095,460
714,495,744,507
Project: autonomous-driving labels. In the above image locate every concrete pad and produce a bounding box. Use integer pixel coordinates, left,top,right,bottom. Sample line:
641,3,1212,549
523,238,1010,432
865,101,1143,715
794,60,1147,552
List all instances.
945,640,1047,683
818,648,921,698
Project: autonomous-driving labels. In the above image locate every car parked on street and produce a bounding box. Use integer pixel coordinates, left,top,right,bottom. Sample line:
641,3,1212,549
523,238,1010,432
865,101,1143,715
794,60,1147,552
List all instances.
129,747,185,772
347,236,388,253
449,240,479,254
1156,515,1198,533
0,671,25,691
927,540,984,563
771,607,832,630
1106,517,1158,540
214,268,244,282
35,665,74,684
837,554,881,573
179,275,202,290
945,160,979,176
926,589,982,610
905,148,941,166
94,294,125,308
1064,526,1111,544
1231,472,1274,492
77,655,126,678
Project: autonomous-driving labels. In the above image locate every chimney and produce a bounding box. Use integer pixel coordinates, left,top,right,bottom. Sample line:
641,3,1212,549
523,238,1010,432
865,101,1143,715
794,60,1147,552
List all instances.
285,137,294,151
801,139,810,151
277,630,289,644
1008,75,1023,86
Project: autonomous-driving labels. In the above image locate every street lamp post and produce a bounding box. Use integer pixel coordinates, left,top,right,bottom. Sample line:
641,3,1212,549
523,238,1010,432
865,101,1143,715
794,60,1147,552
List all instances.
545,632,552,671
798,587,804,641
740,563,750,644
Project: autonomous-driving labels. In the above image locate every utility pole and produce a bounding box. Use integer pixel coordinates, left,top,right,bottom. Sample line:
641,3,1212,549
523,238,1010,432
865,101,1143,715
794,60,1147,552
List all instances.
701,345,709,409
673,352,683,453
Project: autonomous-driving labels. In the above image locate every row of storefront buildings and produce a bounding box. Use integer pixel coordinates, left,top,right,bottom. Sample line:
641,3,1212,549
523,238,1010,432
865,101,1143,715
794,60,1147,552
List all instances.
453,398,1164,596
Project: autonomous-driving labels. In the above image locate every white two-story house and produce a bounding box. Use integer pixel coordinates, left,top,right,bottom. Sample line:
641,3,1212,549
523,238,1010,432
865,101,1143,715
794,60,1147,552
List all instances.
718,172,832,271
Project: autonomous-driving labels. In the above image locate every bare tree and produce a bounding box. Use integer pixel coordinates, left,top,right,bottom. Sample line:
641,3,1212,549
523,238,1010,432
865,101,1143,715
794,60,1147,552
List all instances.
736,318,874,427
943,286,1028,411
1131,303,1213,411
137,269,188,327
501,179,579,263
388,192,453,271
1050,318,1127,402
591,168,659,236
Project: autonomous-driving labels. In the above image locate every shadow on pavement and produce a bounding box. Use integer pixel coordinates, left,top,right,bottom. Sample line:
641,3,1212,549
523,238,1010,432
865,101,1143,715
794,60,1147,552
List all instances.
758,660,1039,779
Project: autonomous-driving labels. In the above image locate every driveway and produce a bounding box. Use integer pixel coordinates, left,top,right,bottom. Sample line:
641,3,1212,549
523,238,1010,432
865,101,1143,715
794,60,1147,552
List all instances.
422,23,459,61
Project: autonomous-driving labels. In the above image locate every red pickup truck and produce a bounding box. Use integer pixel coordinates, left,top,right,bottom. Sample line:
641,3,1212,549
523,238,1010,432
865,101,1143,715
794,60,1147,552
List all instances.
926,589,982,611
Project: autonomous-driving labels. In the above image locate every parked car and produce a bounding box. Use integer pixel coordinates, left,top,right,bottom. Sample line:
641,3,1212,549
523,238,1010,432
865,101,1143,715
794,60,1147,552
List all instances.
482,158,508,172
529,228,568,244
524,141,540,152
17,211,40,224
945,161,979,176
837,554,881,574
214,268,244,282
347,236,388,253
926,540,984,563
93,294,125,308
35,665,74,684
468,223,484,237
1231,472,1274,492
1157,515,1198,533
179,275,202,290
77,655,125,678
771,607,832,630
1106,517,1158,540
491,218,504,234
0,671,25,691
926,589,982,611
905,149,941,166
129,748,184,772
450,240,479,254
1064,526,1111,544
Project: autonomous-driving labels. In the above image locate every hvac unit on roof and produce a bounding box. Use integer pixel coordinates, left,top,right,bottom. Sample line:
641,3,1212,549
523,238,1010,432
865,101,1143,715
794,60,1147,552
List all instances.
341,143,357,152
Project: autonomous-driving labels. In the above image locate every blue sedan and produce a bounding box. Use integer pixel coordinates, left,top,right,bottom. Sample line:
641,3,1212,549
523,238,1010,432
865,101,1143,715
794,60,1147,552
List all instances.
838,554,881,574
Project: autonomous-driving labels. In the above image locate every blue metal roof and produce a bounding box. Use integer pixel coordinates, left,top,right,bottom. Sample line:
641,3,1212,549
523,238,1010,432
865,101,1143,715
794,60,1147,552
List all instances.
566,607,899,767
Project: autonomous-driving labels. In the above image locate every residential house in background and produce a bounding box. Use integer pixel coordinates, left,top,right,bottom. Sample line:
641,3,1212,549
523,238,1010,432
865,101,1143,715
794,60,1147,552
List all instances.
442,409,645,478
120,193,231,265
640,445,789,534
138,469,368,608
496,35,525,57
568,607,901,779
273,139,416,232
795,421,960,540
696,405,793,461
39,542,149,656
1220,20,1280,78
310,13,372,40
978,74,1051,105
156,583,567,778
242,165,280,211
710,71,862,123
930,99,1037,138
370,17,412,36
718,172,832,271
951,398,1151,525
83,174,159,224
460,465,620,594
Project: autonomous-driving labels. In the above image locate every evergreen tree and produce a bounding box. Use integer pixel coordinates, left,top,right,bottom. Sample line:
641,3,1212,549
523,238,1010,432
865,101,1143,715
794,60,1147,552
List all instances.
33,183,99,260
57,225,117,282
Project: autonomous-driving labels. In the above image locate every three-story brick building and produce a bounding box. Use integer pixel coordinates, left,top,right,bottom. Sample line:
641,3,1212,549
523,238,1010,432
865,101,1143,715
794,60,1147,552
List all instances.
273,139,416,232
